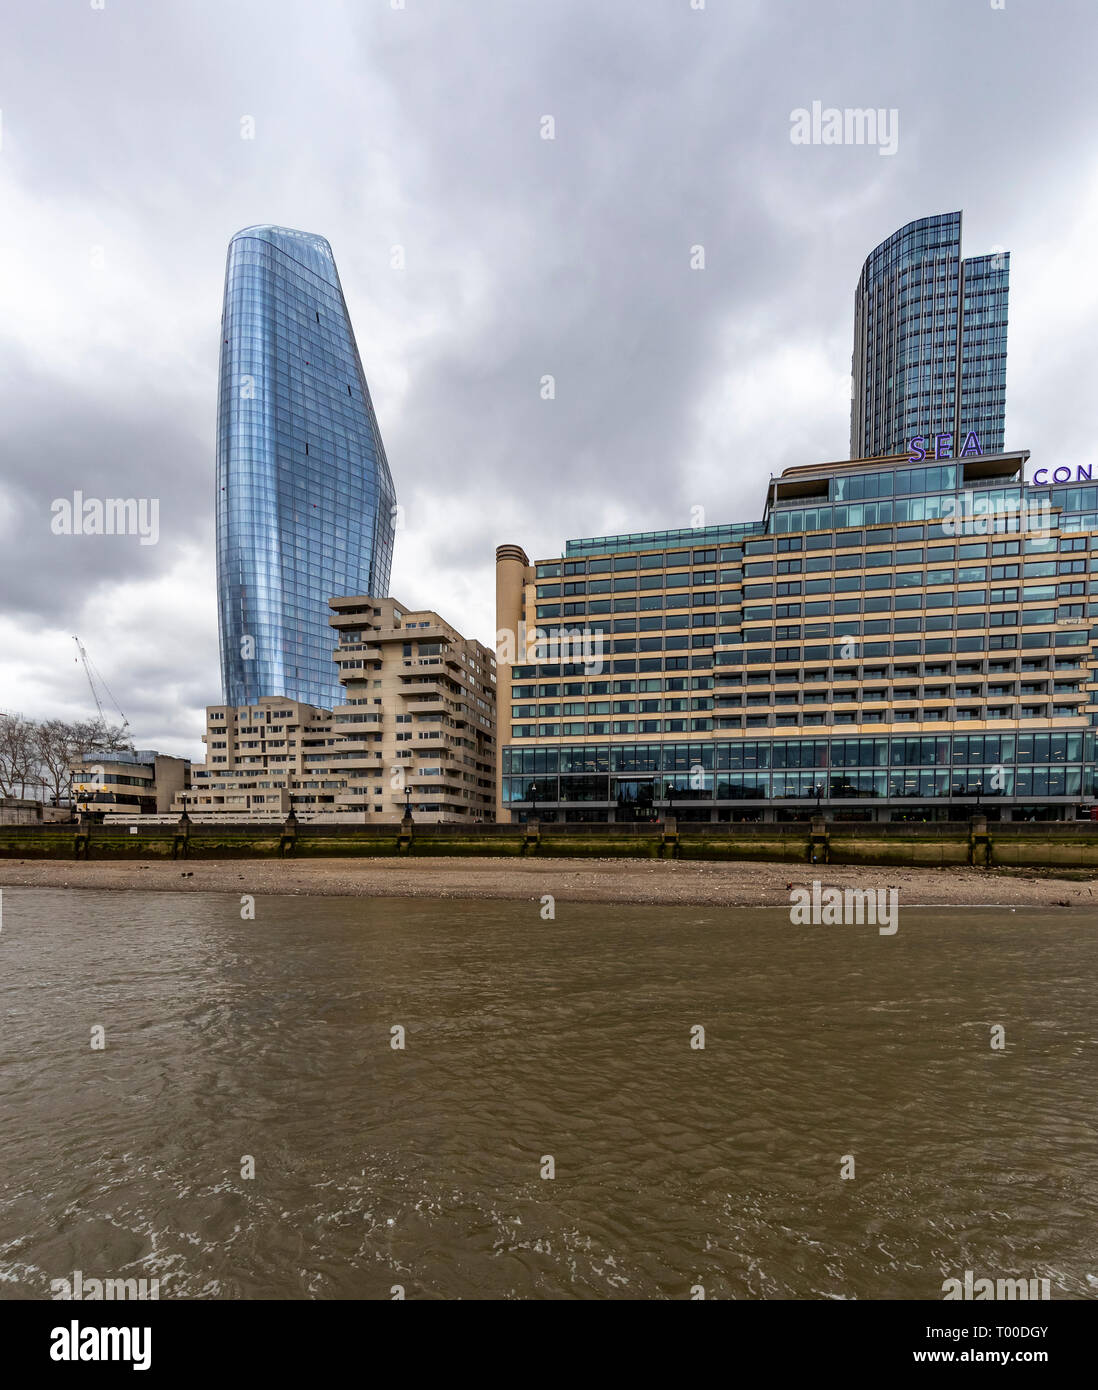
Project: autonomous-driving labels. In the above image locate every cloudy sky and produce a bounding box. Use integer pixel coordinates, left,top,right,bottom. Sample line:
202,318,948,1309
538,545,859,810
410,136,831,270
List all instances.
1,0,1096,759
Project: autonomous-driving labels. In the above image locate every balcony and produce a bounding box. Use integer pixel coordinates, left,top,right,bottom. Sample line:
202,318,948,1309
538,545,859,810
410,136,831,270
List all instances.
399,681,442,698
335,644,382,660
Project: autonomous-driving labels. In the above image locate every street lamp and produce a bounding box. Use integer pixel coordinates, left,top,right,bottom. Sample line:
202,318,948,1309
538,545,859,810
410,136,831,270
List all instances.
528,782,538,822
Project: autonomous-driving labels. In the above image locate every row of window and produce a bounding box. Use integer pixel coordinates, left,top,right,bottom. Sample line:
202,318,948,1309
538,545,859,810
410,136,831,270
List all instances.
535,609,1093,633
829,464,958,501
515,632,1093,663
545,534,1085,581
502,767,1086,803
745,550,1092,574
536,596,1097,626
512,706,1086,738
503,733,1089,774
506,647,1088,681
726,634,1091,662
516,686,1082,717
537,549,735,578
534,566,1094,605
741,608,1089,626
512,662,1079,699
769,493,1033,535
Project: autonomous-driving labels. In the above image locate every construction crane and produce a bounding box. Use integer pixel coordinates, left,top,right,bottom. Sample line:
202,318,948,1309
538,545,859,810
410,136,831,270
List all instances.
72,635,131,738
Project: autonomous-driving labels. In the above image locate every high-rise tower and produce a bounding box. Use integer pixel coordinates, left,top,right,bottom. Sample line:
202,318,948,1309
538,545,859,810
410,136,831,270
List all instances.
216,225,396,708
850,211,1009,459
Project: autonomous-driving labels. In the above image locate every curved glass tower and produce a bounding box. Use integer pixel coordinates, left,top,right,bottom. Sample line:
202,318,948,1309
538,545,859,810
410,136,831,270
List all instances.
216,224,396,708
850,211,1009,459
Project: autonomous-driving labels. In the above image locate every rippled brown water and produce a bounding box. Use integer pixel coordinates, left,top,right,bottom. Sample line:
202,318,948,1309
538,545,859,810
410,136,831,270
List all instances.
0,887,1095,1300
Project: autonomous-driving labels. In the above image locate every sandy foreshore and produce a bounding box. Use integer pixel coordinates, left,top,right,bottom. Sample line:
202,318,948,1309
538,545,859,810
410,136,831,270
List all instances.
1,856,1096,907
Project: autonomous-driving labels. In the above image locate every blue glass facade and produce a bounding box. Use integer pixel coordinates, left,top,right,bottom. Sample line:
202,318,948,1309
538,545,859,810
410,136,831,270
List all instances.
216,225,396,709
503,733,1094,808
850,212,1009,459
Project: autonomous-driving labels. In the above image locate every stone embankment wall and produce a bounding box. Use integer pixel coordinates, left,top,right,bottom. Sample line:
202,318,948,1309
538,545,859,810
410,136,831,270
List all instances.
2,817,1097,868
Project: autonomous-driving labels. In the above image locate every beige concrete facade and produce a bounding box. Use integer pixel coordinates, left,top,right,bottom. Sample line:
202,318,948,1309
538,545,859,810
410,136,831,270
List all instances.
176,598,496,822
328,596,496,821
175,698,331,817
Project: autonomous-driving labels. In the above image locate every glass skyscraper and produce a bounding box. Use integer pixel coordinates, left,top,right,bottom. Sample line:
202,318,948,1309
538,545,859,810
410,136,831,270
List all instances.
850,211,1009,460
216,224,397,709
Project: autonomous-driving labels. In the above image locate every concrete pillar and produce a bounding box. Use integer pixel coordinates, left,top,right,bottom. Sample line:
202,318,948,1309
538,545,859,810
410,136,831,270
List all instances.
279,808,297,858
969,813,990,867
494,543,531,824
809,814,829,865
173,810,190,861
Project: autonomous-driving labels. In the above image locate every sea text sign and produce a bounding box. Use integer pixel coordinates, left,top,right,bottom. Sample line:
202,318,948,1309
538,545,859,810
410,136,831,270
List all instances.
907,433,983,463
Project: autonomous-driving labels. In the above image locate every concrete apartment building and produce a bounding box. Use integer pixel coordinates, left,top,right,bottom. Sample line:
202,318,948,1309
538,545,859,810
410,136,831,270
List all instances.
71,750,190,817
328,595,496,821
496,442,1098,825
175,698,337,817
174,597,496,822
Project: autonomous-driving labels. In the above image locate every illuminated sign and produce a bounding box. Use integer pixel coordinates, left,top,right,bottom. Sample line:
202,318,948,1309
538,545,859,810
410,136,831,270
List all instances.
907,433,983,463
1030,465,1094,486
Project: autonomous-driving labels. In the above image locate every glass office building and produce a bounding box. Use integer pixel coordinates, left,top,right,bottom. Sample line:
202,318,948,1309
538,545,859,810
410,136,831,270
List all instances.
850,212,1009,459
496,445,1098,824
216,225,397,709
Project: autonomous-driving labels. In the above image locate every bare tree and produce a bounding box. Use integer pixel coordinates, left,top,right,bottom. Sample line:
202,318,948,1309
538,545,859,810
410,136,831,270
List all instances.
32,721,75,807
0,714,38,799
72,718,131,759
27,717,132,807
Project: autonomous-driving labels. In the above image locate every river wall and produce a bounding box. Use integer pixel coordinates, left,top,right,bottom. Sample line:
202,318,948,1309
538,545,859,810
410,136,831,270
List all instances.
3,817,1098,868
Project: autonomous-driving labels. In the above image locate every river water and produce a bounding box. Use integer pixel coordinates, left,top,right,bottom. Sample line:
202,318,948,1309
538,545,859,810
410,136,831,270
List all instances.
0,887,1095,1300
